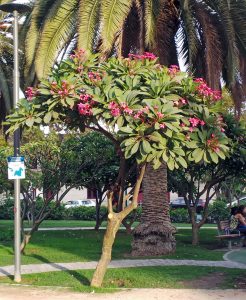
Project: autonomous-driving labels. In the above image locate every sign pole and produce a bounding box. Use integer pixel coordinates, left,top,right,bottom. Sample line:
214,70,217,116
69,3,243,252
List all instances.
13,9,21,283
0,1,31,285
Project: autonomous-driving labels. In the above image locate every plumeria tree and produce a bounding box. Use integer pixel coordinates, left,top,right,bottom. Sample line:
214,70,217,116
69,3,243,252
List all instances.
7,51,230,287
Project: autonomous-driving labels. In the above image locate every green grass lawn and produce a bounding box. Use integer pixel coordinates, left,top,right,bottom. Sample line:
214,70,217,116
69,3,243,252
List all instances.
0,221,245,291
0,219,217,229
1,227,223,267
0,266,244,291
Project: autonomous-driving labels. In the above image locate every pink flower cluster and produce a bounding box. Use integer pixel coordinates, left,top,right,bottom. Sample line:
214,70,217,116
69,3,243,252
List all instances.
217,115,225,133
128,52,157,60
88,71,102,82
25,87,37,101
77,93,95,116
189,117,205,127
188,117,206,132
168,65,180,76
77,103,93,116
70,49,86,60
108,102,133,117
133,106,150,120
50,80,75,98
174,98,188,107
194,78,222,101
156,112,164,119
109,102,120,117
207,134,220,153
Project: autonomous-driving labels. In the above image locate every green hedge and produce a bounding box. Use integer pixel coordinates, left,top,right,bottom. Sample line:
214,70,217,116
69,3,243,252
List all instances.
0,197,190,223
0,197,14,220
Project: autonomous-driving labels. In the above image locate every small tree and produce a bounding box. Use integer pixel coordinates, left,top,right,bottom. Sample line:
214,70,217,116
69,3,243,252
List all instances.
208,199,230,231
62,132,121,230
7,51,231,287
168,115,246,245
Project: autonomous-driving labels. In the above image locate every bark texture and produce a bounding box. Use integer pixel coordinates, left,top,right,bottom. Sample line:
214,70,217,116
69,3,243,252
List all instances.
132,164,176,256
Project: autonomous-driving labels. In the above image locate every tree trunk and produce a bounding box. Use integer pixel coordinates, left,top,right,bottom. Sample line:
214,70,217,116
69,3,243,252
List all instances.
95,201,101,230
122,219,132,235
132,164,176,256
20,234,32,253
20,219,43,253
91,213,121,287
190,208,199,245
91,164,146,287
191,223,200,246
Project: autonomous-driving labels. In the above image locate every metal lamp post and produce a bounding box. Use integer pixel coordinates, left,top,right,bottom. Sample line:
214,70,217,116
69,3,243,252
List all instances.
0,2,31,283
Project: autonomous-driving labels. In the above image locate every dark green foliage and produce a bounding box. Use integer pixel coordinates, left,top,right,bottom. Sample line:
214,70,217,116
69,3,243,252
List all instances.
0,197,14,220
170,208,190,223
208,198,231,223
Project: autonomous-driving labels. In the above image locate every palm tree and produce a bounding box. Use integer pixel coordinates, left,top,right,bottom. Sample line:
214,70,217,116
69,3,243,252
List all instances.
132,163,176,255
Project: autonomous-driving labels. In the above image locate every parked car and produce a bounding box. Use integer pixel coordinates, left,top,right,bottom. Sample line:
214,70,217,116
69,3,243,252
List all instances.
64,200,96,209
227,196,246,208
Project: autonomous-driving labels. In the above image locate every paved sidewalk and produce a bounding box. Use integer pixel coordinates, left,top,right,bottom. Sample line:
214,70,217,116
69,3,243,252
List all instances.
0,285,245,300
1,258,245,277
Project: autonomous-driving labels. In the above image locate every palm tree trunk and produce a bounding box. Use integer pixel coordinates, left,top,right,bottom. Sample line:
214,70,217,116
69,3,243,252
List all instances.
132,163,176,256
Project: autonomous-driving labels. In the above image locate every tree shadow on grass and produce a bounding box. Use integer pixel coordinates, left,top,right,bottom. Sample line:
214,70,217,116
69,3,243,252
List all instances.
27,254,90,286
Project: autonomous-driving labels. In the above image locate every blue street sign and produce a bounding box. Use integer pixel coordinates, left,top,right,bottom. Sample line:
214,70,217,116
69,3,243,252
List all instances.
7,156,25,179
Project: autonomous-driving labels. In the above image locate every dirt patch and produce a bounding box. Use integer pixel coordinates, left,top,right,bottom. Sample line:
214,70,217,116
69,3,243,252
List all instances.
183,273,246,289
233,277,246,289
182,272,226,289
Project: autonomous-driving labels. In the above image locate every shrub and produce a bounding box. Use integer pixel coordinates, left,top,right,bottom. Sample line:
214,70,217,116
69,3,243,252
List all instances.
170,208,190,223
0,197,14,219
208,198,230,223
0,228,14,242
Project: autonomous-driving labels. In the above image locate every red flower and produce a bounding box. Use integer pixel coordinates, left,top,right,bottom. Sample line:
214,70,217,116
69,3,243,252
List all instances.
168,65,180,76
25,87,37,101
77,103,93,116
156,112,164,119
129,52,157,60
189,117,200,127
88,71,102,82
194,78,222,101
207,134,220,153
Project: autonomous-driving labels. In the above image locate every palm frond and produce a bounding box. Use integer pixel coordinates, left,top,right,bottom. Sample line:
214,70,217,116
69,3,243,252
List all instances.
180,0,200,70
193,1,223,89
35,0,78,79
144,0,161,50
77,0,101,52
101,0,133,53
204,0,239,86
120,2,141,57
25,0,56,68
0,63,12,112
153,0,179,65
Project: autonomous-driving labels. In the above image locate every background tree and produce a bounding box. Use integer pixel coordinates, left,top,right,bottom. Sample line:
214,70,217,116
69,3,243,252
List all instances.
62,132,120,230
168,114,246,245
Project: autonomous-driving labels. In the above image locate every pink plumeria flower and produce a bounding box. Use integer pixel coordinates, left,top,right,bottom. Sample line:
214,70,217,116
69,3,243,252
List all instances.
156,112,164,119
